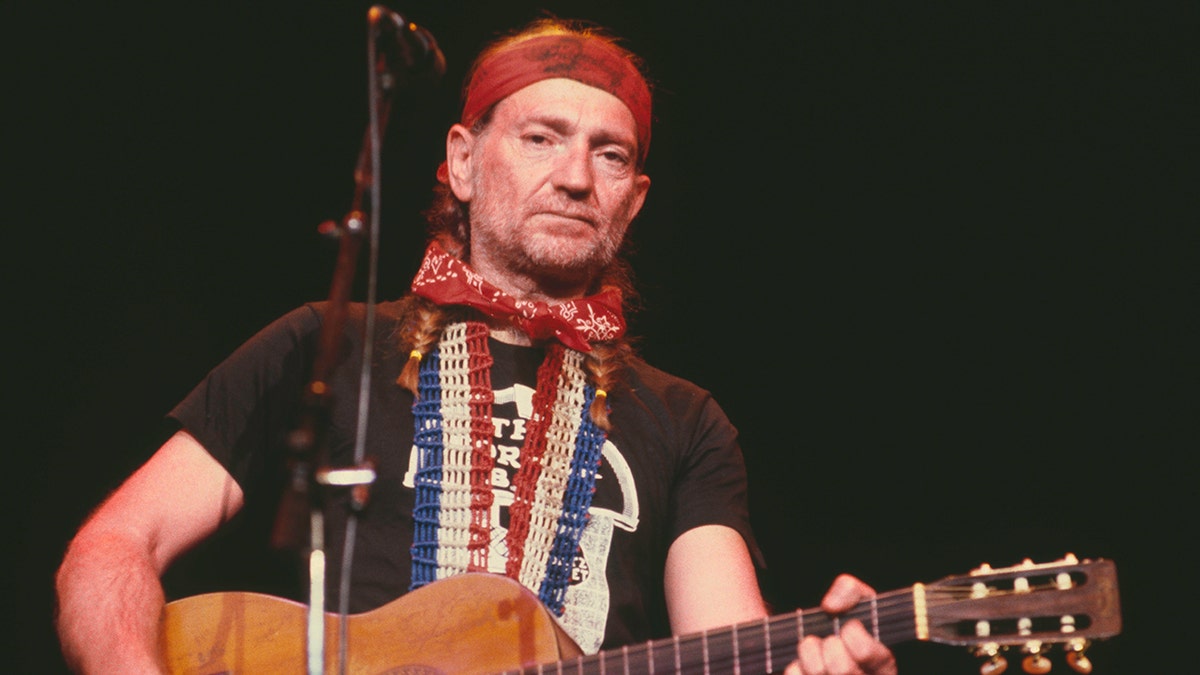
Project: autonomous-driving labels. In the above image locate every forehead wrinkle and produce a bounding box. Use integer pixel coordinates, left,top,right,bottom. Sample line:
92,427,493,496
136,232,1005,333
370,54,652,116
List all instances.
482,79,643,165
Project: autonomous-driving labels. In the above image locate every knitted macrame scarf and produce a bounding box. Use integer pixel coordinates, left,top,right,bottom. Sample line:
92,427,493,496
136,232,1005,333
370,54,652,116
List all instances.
409,321,607,616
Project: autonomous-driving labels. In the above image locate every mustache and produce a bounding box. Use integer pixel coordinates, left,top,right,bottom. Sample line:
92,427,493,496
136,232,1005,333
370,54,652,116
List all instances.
530,201,604,226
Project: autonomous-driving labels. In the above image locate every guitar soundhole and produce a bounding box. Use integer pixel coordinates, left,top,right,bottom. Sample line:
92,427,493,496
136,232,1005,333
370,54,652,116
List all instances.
952,614,1094,638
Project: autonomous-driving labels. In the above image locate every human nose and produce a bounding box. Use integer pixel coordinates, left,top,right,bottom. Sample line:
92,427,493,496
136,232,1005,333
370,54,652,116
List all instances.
551,141,594,196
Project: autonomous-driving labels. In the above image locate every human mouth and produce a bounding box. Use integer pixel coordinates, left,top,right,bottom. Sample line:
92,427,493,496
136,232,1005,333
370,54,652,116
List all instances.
535,211,596,228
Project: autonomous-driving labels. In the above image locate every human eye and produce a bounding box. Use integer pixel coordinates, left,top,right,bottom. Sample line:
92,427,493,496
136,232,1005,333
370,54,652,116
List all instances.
602,149,629,163
596,146,633,173
520,127,559,149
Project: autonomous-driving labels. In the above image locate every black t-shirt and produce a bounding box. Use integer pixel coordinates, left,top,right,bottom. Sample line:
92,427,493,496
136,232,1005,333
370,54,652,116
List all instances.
169,301,760,652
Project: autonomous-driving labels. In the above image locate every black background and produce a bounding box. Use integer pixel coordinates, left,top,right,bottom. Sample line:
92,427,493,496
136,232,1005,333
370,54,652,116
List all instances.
5,1,1194,672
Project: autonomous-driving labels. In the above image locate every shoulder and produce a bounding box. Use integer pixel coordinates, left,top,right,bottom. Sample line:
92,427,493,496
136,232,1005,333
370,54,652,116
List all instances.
296,300,410,335
615,353,733,431
622,352,714,403
229,301,406,365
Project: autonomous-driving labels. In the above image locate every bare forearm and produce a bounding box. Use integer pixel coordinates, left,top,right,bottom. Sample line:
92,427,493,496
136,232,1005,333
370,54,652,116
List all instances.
56,434,242,673
56,529,168,674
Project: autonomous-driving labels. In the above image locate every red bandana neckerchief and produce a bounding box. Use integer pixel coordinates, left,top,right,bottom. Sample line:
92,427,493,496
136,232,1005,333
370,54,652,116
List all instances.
409,241,626,352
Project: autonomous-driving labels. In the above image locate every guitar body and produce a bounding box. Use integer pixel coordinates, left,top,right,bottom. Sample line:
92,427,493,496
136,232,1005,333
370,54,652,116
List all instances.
161,573,582,675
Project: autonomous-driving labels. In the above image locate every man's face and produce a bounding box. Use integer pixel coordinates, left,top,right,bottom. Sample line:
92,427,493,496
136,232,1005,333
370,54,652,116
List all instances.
447,77,651,296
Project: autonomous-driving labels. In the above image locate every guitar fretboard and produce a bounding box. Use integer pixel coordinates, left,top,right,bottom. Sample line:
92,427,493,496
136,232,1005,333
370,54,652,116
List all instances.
497,588,918,675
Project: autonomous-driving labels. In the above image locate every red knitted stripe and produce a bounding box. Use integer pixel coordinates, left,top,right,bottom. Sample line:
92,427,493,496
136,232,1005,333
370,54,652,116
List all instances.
504,343,565,579
466,323,495,572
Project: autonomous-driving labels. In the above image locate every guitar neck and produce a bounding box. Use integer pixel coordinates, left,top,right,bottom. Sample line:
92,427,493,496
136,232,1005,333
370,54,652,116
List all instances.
503,588,918,675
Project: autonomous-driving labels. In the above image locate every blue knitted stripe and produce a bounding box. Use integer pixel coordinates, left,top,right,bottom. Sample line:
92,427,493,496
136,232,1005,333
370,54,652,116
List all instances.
409,347,445,589
537,384,605,614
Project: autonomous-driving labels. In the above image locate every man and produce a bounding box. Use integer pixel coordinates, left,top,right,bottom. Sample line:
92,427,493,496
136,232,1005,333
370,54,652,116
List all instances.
56,18,897,675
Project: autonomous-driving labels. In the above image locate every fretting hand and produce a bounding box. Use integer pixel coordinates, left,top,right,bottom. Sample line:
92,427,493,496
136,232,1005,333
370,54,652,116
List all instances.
784,574,898,675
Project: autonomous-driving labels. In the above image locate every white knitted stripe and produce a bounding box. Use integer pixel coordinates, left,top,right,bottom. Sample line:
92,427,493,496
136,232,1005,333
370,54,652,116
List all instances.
434,323,475,577
518,349,589,590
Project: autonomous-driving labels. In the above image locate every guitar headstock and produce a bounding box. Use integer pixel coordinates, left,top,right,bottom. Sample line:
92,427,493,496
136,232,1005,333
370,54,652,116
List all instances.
919,554,1121,674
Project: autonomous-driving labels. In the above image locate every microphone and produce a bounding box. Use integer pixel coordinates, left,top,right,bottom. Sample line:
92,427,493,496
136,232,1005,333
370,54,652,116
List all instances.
369,6,446,79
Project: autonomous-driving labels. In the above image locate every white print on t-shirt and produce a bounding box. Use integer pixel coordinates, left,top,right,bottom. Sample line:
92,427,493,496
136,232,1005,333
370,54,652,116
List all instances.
402,381,639,653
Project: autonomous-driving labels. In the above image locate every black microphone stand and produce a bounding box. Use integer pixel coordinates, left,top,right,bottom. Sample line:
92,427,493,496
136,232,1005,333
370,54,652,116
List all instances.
269,7,441,674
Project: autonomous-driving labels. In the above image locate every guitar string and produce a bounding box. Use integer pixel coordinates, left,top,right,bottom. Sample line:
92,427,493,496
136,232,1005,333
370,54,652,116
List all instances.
552,591,917,673
538,582,1077,674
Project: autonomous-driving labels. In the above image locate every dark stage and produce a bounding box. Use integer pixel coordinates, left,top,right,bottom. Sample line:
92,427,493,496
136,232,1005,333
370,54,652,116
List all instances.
5,1,1193,672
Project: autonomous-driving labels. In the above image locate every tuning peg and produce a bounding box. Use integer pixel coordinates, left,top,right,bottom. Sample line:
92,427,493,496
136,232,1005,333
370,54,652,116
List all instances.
1021,653,1051,674
1020,643,1052,675
980,654,1008,675
975,644,1008,675
1065,638,1093,674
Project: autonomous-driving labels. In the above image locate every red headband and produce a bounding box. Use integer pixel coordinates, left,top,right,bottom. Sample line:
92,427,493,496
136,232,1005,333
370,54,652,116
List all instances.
461,34,652,164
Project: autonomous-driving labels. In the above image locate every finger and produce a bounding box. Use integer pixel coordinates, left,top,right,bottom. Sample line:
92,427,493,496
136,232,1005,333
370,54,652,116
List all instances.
822,574,876,613
819,633,858,675
797,634,827,675
841,620,898,675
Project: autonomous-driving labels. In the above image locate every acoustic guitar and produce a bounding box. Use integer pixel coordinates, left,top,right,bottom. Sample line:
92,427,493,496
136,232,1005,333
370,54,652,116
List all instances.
161,554,1120,674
